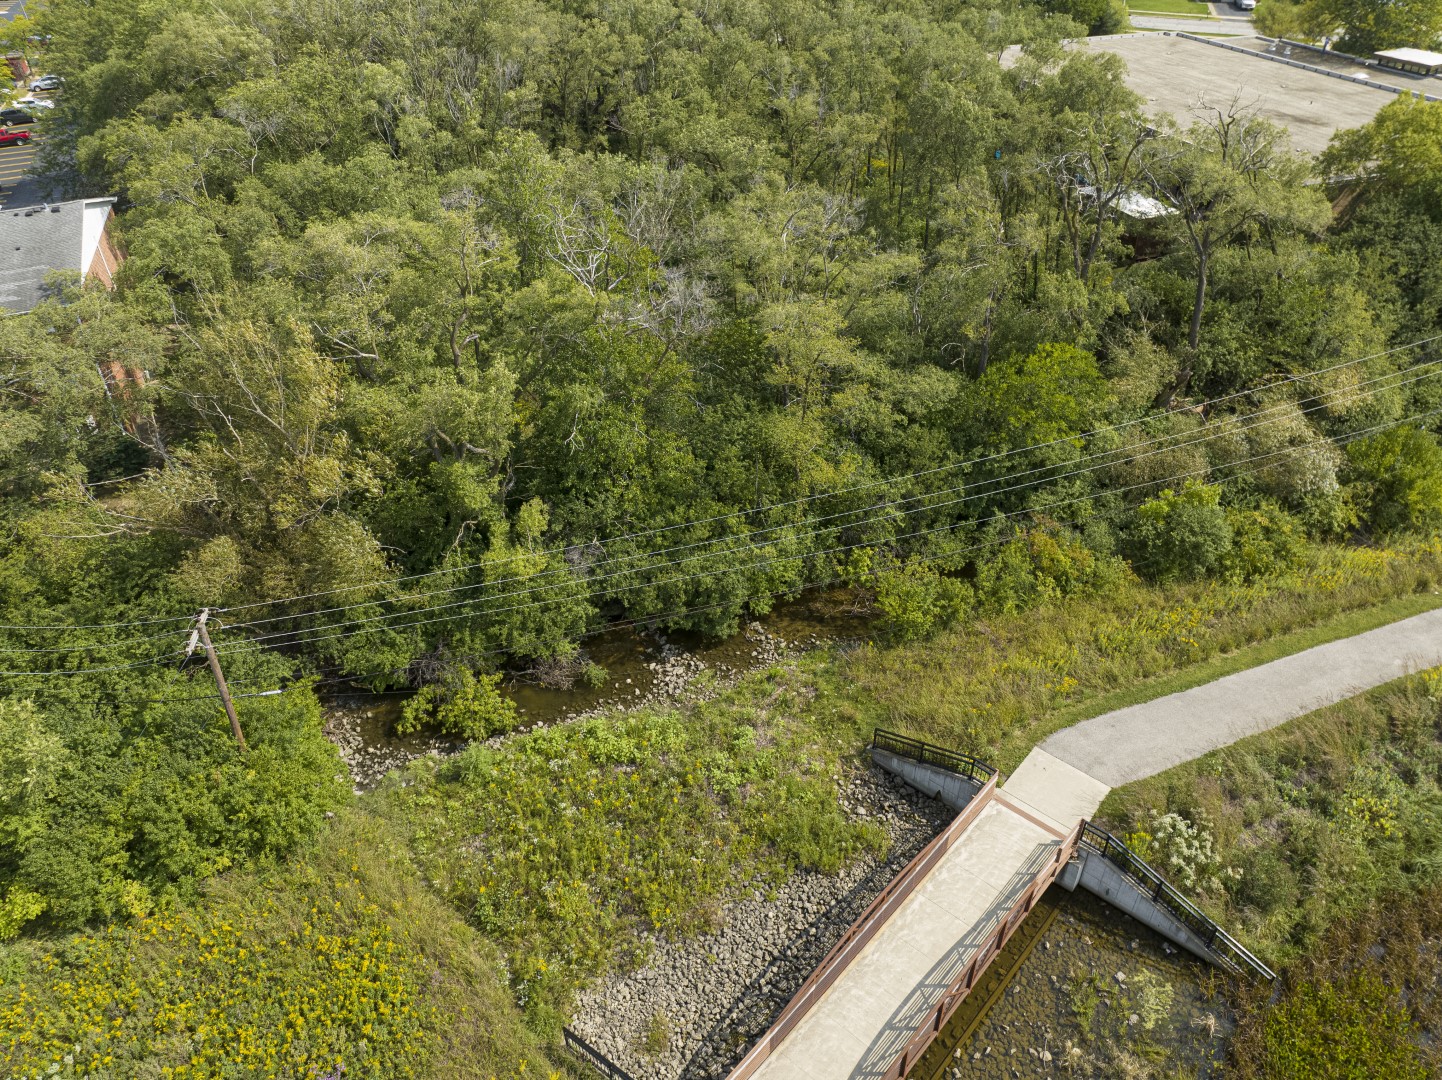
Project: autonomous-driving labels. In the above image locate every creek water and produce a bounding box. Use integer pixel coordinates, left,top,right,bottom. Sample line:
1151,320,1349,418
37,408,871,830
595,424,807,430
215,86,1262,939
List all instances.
938,888,1233,1078
322,590,869,787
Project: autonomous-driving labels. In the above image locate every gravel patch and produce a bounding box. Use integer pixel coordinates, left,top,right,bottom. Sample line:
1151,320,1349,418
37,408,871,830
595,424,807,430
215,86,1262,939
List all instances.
569,766,953,1080
323,703,458,792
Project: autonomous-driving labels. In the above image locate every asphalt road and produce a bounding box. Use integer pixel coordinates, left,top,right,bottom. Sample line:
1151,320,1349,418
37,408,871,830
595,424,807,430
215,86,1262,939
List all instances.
1129,2,1255,34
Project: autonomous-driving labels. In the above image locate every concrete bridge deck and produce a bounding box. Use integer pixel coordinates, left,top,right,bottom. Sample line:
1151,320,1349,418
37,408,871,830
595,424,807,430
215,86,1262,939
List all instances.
737,760,1106,1080
747,800,1061,1080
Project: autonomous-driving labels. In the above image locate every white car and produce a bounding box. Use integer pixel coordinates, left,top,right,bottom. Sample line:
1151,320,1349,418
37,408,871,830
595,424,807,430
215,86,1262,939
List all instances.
15,97,55,110
1233,0,1256,9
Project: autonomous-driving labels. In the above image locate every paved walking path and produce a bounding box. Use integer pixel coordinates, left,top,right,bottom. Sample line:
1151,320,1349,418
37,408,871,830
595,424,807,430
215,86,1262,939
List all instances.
1041,605,1442,789
747,800,1063,1080
742,605,1442,1080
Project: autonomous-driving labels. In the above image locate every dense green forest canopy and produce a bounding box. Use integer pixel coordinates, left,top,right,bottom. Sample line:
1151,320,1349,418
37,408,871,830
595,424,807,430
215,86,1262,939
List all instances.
3,0,1442,934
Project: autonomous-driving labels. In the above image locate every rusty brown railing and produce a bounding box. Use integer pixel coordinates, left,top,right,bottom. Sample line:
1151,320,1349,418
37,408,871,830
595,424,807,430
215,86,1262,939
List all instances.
880,821,1083,1079
722,770,1000,1080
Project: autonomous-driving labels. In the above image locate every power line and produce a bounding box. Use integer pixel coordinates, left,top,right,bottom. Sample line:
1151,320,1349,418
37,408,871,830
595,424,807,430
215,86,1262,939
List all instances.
207,367,1442,655
203,333,1442,619
5,407,1433,700
287,408,1442,697
2,360,1433,676
0,649,191,678
3,333,1438,638
6,356,1425,671
207,357,1442,644
207,406,1441,667
195,354,1441,643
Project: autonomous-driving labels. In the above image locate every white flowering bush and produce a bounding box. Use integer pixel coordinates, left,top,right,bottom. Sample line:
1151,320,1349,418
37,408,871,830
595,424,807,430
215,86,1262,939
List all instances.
1147,811,1240,893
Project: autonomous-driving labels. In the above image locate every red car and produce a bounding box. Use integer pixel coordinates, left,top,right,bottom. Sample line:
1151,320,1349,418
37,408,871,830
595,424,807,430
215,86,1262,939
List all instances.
0,129,31,147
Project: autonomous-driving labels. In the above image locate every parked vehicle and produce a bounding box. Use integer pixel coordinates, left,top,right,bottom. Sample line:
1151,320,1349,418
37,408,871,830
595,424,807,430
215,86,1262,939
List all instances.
0,129,32,147
29,74,63,92
0,108,36,126
15,97,54,110
1233,0,1256,9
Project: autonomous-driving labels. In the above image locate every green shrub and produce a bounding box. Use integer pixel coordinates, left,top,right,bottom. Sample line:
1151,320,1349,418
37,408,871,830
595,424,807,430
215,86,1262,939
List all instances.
396,668,519,739
1128,480,1234,582
975,523,1129,614
1222,502,1307,582
1234,848,1298,914
0,689,347,934
1260,974,1428,1080
1346,427,1442,538
873,560,973,642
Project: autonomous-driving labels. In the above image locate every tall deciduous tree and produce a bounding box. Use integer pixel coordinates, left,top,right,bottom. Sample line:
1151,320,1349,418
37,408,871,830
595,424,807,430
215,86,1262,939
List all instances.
1145,105,1330,400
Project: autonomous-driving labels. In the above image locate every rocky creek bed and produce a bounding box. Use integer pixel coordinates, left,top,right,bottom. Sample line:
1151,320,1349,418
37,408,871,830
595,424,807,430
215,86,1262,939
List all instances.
568,766,953,1080
945,889,1232,1079
323,622,801,791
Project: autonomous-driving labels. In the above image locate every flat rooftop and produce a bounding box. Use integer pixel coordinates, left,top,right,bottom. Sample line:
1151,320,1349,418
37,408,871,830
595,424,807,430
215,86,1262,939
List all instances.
1075,34,1412,155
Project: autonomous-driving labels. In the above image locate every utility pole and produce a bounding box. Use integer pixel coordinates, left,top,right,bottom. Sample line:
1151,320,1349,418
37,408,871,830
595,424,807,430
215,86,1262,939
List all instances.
187,609,247,752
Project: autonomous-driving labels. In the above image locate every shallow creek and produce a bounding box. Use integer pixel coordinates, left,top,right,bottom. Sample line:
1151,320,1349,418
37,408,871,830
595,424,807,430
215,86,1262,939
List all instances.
938,888,1233,1079
321,591,868,790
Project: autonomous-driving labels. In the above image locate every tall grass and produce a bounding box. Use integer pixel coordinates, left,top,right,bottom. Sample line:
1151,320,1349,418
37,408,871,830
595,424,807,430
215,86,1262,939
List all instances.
388,664,885,1033
847,539,1442,770
1098,673,1442,965
0,810,555,1080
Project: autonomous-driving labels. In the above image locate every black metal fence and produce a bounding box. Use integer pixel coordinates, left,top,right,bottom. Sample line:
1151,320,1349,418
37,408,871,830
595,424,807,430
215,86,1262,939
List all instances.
871,729,998,786
1077,822,1275,981
562,1028,637,1080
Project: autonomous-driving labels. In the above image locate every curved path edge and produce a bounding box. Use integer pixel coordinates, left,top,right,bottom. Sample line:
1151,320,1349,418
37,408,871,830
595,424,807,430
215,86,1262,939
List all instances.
1013,605,1442,823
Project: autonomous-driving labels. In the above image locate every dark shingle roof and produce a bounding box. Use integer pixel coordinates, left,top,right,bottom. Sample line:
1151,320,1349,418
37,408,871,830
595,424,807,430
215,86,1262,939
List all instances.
0,198,114,314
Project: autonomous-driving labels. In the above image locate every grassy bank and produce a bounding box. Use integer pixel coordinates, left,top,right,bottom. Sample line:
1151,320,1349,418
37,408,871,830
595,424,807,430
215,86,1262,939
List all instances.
846,539,1442,771
385,663,885,1032
1228,887,1442,1079
1095,670,1442,965
1094,671,1442,1077
0,810,555,1080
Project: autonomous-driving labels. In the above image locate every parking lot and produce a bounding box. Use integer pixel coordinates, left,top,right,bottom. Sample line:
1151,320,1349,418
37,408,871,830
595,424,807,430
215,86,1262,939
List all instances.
0,124,38,207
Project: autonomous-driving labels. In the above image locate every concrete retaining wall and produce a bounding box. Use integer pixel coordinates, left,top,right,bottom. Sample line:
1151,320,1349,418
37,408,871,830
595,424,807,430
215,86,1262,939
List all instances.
870,749,985,811
1057,852,1220,966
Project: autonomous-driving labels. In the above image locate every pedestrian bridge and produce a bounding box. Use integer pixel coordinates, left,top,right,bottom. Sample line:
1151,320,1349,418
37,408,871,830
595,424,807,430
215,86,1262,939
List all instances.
722,731,1272,1080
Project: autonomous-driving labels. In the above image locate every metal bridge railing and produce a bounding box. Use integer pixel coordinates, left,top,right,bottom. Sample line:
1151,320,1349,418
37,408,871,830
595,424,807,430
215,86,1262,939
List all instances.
883,821,1082,1078
871,729,998,786
1077,822,1275,981
563,1027,637,1080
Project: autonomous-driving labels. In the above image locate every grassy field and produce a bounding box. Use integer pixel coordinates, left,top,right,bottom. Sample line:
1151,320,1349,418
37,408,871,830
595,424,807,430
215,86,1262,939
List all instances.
1128,0,1220,15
